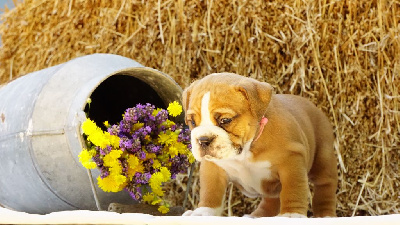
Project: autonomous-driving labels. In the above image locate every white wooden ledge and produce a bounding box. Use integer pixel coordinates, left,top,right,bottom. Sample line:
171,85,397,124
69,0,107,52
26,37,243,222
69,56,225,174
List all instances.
1,207,399,225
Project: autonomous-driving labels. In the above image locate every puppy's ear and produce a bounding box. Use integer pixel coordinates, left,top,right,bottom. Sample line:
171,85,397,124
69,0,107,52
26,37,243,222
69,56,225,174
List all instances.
182,87,191,114
237,80,273,119
182,80,199,124
182,81,195,113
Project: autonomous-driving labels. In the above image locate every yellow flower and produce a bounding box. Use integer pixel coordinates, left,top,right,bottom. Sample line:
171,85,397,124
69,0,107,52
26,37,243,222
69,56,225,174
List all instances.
188,152,195,164
103,121,110,127
168,145,178,157
151,198,162,205
153,160,161,169
159,167,171,182
161,119,175,128
88,148,96,155
148,167,171,197
103,150,123,169
149,173,164,196
176,142,188,154
145,153,156,160
127,155,144,172
78,149,97,169
168,131,179,143
82,118,120,149
109,135,120,148
127,155,144,180
167,141,187,157
97,175,126,192
113,174,127,185
158,132,170,144
82,162,97,169
109,163,123,175
142,193,154,203
158,131,179,145
132,122,144,131
158,205,170,214
167,101,182,117
127,155,140,169
141,192,162,205
82,119,98,136
152,108,163,116
109,149,123,159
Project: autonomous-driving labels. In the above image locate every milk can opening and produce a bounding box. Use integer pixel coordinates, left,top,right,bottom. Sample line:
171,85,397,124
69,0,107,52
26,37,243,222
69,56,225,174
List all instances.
84,74,166,128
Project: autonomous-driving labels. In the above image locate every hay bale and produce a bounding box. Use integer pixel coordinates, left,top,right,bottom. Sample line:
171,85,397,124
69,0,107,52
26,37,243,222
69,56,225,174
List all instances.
0,0,398,217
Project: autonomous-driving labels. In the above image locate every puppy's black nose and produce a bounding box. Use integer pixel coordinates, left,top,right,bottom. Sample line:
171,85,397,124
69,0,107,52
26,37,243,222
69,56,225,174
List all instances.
198,136,214,147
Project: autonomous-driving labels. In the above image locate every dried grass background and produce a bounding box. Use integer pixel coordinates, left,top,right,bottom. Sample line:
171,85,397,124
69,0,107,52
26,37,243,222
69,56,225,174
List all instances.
0,0,399,217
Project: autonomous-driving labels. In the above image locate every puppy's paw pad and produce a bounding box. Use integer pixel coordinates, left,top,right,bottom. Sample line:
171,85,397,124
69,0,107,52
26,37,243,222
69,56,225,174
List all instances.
182,207,219,216
278,213,307,218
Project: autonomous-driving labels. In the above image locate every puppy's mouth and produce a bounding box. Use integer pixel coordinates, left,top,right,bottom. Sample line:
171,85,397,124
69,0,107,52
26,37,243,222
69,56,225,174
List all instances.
190,125,244,161
203,146,242,161
199,143,243,161
204,155,215,160
199,147,214,158
199,145,220,159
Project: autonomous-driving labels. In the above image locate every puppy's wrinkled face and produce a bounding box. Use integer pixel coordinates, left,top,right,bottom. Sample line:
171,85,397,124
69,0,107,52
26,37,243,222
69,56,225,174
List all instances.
183,73,273,161
185,88,255,161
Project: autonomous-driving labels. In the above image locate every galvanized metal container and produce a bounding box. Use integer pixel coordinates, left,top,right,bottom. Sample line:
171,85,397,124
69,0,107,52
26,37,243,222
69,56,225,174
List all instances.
0,54,183,214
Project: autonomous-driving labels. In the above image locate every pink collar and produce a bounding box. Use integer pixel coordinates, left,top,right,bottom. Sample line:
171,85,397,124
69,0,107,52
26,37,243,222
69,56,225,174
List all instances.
253,116,268,142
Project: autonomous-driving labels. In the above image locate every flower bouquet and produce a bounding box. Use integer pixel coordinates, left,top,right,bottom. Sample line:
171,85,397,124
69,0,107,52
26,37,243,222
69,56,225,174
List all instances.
78,101,194,213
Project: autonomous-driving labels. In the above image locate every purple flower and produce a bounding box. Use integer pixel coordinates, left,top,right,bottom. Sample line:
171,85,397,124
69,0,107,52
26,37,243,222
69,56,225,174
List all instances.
98,146,112,156
121,160,128,173
127,186,142,201
137,150,146,160
99,147,107,156
144,172,151,182
169,154,190,177
144,126,152,135
170,125,177,131
100,167,110,179
178,127,191,143
155,109,168,123
133,172,151,185
120,137,133,151
119,120,131,133
146,144,161,153
131,137,141,152
134,126,152,139
92,155,103,168
107,124,120,135
124,108,139,123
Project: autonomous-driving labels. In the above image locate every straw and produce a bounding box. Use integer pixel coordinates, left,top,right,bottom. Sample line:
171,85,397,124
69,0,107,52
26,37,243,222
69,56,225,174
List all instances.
0,0,399,217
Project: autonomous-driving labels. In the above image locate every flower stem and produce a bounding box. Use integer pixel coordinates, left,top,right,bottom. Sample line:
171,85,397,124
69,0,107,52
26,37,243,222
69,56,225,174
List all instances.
86,169,102,211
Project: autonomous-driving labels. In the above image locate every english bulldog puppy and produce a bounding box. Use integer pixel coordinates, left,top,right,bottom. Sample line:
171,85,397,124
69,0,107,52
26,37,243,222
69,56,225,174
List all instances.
182,73,338,218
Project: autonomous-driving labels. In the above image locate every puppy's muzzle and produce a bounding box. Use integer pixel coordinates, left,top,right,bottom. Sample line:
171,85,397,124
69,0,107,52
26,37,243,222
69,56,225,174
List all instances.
198,136,215,148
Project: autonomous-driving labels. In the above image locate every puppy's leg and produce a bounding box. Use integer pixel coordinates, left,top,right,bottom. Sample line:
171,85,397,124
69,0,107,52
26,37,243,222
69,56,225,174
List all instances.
183,160,228,216
309,143,338,217
278,153,309,218
249,197,280,217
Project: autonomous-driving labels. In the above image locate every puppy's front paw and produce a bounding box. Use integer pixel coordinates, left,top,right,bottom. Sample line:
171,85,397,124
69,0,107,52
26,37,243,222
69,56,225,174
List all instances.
243,214,256,218
182,207,220,216
278,213,307,218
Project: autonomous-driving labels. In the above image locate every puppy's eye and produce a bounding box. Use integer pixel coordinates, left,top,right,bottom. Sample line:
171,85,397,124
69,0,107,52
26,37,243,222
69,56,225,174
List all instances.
187,119,196,128
219,118,232,125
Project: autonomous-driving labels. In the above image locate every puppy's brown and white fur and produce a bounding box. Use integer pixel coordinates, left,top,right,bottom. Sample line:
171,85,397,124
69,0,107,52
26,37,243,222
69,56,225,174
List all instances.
182,73,338,217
